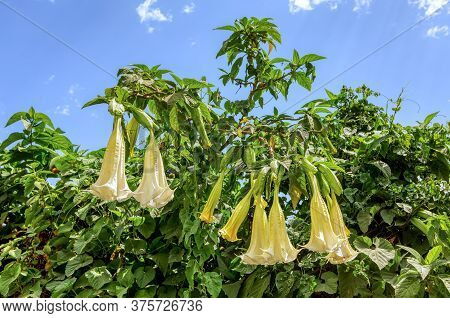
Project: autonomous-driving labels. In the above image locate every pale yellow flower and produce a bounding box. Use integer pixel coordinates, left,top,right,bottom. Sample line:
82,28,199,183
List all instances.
219,185,253,242
304,173,339,253
90,116,133,202
264,184,299,264
199,171,226,223
241,196,270,265
327,192,358,264
133,132,174,208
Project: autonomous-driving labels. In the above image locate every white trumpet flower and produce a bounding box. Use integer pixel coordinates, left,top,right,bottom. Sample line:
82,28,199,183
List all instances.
304,173,340,253
133,132,174,208
90,116,133,202
241,196,270,265
327,192,358,264
264,184,299,264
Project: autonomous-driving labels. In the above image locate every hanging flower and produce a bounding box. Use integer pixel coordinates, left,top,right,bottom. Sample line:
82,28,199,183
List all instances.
304,173,339,253
90,116,133,202
327,192,358,264
199,171,226,223
219,184,253,242
264,184,299,264
133,132,174,208
241,196,270,265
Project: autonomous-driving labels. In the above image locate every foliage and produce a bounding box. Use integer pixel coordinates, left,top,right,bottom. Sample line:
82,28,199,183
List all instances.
0,18,449,298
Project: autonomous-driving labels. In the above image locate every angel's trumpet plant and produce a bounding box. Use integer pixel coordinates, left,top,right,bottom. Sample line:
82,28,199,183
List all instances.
304,173,339,253
133,131,174,208
90,115,133,202
219,182,253,242
327,192,358,264
264,183,299,264
241,196,270,265
199,171,226,223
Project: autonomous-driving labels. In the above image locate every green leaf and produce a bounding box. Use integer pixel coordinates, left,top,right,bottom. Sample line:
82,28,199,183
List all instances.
134,266,156,288
371,161,391,178
276,272,295,297
125,239,147,255
169,106,180,132
357,210,373,233
83,96,108,108
397,245,424,262
396,203,412,214
168,247,184,263
117,267,134,288
135,287,157,298
0,132,24,150
65,254,93,276
354,237,395,270
222,280,242,298
128,106,154,131
425,246,442,265
315,272,338,295
138,216,156,239
298,54,326,65
395,272,422,298
337,265,356,298
437,275,450,293
150,253,169,275
214,25,235,31
46,278,76,298
203,272,222,298
35,113,54,128
247,274,271,298
5,112,27,127
380,209,395,225
296,73,312,91
185,259,198,290
239,271,270,297
406,258,430,280
420,111,438,128
270,57,289,64
0,263,21,297
85,267,113,290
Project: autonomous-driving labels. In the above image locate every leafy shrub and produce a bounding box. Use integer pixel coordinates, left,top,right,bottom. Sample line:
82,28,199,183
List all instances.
0,18,448,298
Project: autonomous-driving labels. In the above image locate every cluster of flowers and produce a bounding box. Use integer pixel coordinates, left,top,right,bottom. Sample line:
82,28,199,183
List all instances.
90,104,173,209
199,168,358,265
91,101,356,267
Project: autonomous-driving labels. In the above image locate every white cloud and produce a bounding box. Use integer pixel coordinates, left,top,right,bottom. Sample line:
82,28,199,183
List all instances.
68,84,79,95
353,0,372,11
190,41,197,46
45,74,55,84
410,0,449,16
183,2,195,14
137,0,172,23
289,0,373,13
289,0,333,12
55,105,70,116
426,24,449,38
147,26,155,33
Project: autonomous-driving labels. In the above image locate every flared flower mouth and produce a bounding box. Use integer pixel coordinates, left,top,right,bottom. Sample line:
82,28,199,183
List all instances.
263,184,299,265
133,131,174,209
327,192,358,264
90,116,133,202
219,185,253,242
241,196,271,265
304,173,339,253
199,171,226,223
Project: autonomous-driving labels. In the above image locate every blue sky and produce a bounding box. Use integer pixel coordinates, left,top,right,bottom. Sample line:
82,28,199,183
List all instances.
0,0,449,150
